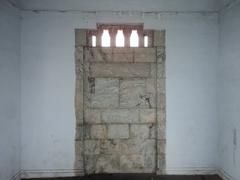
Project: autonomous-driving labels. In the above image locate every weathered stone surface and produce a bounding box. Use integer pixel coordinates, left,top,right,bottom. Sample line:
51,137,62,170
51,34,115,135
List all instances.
157,62,166,79
139,109,156,123
85,155,97,174
90,78,119,108
104,139,154,156
120,79,147,108
101,139,156,156
156,47,166,63
146,78,157,108
84,140,100,155
150,63,157,78
85,109,101,124
157,93,166,111
75,47,84,126
134,48,156,62
144,153,155,172
90,125,107,139
157,78,165,94
91,63,150,78
75,140,83,157
95,155,120,173
146,78,155,93
99,140,116,154
75,29,87,46
84,125,91,139
126,139,155,155
75,140,84,170
150,125,156,139
120,155,145,171
84,139,157,173
113,48,133,62
85,48,112,62
100,140,130,155
130,124,150,139
75,126,84,140
76,31,166,173
102,109,138,123
75,47,84,62
157,126,166,140
108,124,129,139
154,30,165,47
158,140,166,154
157,157,166,175
158,110,166,126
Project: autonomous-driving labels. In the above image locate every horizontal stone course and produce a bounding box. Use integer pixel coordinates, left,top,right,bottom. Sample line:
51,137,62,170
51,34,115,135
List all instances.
102,109,138,123
120,155,145,171
90,78,119,108
139,109,156,123
75,29,86,46
134,48,156,62
90,63,150,78
95,155,120,173
130,124,151,139
108,124,129,139
84,140,100,155
96,139,156,155
113,48,134,62
154,30,165,47
120,79,147,108
90,125,107,139
75,126,84,140
85,109,101,124
85,48,112,62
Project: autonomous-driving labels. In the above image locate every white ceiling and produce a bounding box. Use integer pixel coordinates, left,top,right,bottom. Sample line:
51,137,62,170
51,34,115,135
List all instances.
18,0,236,12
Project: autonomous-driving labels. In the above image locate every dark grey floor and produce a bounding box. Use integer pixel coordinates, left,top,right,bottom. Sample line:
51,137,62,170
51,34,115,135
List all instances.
22,174,222,180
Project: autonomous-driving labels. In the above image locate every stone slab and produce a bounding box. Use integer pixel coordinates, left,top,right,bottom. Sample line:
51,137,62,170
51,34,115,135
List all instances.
139,109,156,123
130,124,151,139
90,125,107,139
84,140,100,155
91,63,150,78
85,109,101,124
113,48,134,62
102,109,138,123
120,79,146,108
108,124,129,139
85,48,112,62
89,78,119,108
75,29,87,46
134,48,156,62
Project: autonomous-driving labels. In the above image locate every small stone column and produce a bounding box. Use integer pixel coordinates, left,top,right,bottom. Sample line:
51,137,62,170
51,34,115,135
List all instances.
123,29,131,47
138,29,144,47
110,29,117,47
96,29,102,47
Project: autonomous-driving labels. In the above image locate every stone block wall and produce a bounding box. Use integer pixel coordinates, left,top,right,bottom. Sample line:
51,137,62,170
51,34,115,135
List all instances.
75,29,166,175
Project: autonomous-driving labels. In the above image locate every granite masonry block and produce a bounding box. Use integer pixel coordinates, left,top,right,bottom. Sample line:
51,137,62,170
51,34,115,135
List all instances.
102,109,138,123
134,48,156,62
108,124,129,139
90,78,119,108
91,63,150,78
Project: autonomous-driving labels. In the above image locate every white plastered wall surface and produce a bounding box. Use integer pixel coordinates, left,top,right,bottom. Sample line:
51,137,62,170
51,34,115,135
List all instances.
0,0,21,180
218,2,240,180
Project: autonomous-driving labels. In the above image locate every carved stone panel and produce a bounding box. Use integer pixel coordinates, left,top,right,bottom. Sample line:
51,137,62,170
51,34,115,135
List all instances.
75,29,166,175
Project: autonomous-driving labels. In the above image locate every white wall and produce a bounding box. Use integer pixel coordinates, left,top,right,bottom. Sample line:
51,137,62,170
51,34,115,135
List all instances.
219,3,240,180
19,0,220,12
20,11,219,176
0,1,21,180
